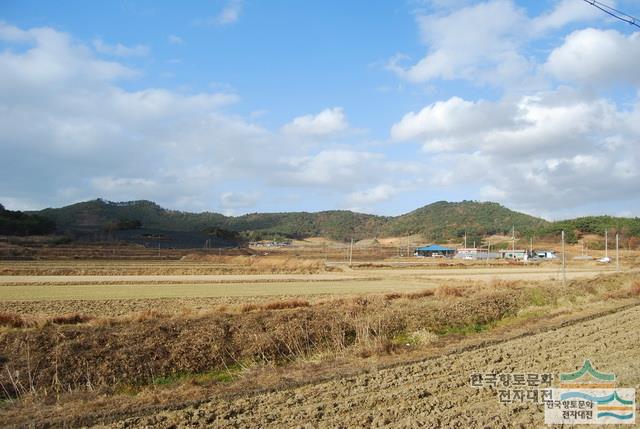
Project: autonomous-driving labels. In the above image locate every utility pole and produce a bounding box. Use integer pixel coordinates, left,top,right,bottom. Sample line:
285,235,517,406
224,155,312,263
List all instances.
616,233,620,272
512,226,516,252
605,230,608,259
464,231,467,249
561,230,566,286
349,238,353,267
486,240,490,265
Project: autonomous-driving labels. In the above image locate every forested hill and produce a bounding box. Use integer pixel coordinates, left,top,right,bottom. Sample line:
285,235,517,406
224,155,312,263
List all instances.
24,198,640,243
35,199,387,241
29,199,544,241
0,203,56,236
383,201,549,240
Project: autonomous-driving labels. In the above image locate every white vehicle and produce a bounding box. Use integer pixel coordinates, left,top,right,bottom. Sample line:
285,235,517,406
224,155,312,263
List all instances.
598,256,611,263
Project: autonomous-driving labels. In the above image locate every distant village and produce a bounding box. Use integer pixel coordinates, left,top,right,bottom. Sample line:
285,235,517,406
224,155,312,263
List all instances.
413,244,557,261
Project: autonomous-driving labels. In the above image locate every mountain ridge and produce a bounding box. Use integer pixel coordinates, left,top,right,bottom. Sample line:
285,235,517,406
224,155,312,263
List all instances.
20,198,640,244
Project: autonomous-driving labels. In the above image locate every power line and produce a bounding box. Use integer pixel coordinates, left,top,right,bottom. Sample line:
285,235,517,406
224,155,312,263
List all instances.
582,0,640,29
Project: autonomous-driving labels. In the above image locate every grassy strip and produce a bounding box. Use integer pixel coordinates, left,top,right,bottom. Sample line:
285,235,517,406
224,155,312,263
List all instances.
152,364,244,387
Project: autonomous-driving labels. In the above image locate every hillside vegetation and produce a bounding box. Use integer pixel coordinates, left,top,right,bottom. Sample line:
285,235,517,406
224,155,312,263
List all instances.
384,201,548,240
19,199,640,243
0,203,56,236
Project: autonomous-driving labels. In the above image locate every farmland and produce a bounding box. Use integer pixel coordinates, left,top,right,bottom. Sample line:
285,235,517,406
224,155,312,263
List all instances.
0,258,620,315
0,246,638,428
105,304,640,428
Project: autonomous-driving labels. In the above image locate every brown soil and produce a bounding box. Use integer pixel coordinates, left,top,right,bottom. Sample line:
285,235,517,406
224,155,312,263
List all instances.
101,304,640,428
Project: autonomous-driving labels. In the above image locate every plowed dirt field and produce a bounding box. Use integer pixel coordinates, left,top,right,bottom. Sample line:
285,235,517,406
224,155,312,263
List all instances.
102,304,640,428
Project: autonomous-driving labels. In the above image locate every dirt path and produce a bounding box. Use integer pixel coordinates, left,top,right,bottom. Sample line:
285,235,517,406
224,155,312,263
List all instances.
102,305,640,428
0,266,614,285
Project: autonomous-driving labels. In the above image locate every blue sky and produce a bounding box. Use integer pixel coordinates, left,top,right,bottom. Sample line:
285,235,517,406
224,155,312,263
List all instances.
1,0,639,220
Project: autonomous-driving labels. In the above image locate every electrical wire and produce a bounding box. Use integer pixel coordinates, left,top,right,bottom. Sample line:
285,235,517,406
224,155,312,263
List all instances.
581,0,640,29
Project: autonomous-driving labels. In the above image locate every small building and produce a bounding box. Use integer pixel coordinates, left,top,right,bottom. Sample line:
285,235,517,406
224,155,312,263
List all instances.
535,250,557,259
415,244,455,258
455,247,501,260
455,247,483,259
499,249,528,260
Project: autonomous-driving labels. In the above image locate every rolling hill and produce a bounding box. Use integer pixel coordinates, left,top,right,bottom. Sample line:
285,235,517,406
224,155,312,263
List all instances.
21,198,640,246
383,201,549,240
0,203,56,236
29,198,550,242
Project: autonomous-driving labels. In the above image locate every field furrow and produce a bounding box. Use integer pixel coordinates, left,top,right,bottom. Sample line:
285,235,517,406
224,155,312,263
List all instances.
105,305,640,428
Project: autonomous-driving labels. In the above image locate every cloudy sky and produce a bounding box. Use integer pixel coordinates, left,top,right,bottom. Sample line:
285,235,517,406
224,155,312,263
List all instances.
1,0,639,219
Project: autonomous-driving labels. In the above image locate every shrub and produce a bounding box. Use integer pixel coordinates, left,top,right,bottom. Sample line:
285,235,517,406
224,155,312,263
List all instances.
384,292,402,301
0,312,27,328
435,285,464,298
262,299,310,311
404,289,435,299
240,303,259,313
50,313,93,325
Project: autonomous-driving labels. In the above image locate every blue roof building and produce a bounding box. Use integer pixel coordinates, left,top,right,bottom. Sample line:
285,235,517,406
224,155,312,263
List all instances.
415,244,455,257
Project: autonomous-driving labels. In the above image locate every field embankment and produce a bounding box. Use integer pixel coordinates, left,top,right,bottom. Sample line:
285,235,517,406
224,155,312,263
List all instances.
105,302,640,428
0,256,330,276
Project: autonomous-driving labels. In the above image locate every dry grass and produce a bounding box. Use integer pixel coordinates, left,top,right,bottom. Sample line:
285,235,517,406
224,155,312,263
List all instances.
179,255,329,274
0,272,637,406
0,255,330,276
240,303,259,313
0,311,94,329
239,298,311,313
404,289,436,299
434,284,465,298
0,286,517,399
603,279,640,300
50,313,93,325
262,299,310,311
383,288,435,301
0,312,29,329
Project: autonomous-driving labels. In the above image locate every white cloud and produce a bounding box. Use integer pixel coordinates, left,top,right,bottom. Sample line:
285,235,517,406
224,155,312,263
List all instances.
545,28,640,87
276,150,384,188
281,107,349,137
93,39,149,57
168,34,183,45
392,88,640,212
347,185,397,206
390,0,618,89
0,22,136,93
220,191,260,208
389,0,531,86
391,96,514,148
389,2,640,216
215,0,243,26
0,23,273,210
90,177,157,190
0,23,419,213
530,0,604,35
